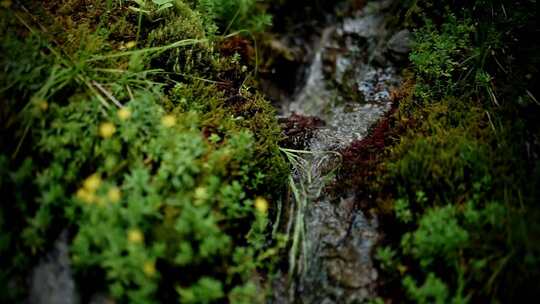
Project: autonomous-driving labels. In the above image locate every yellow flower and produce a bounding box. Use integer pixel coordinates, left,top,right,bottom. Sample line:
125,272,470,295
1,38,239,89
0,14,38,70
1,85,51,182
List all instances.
143,261,156,277
194,187,208,205
99,122,116,138
107,186,121,203
117,108,132,120
76,188,96,204
37,99,48,111
127,229,144,244
161,114,176,128
125,41,137,49
75,188,86,199
254,197,269,214
83,174,102,192
397,264,408,275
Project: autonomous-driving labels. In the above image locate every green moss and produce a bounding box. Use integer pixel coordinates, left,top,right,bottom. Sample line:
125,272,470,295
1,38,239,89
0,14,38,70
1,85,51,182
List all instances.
370,1,540,302
197,0,272,33
148,1,206,44
170,78,288,192
0,1,285,303
388,129,491,205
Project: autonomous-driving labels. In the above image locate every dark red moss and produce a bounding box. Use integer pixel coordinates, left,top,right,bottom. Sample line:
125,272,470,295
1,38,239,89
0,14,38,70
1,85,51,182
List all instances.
279,113,325,150
319,84,410,303
330,79,417,212
332,105,396,203
219,36,254,63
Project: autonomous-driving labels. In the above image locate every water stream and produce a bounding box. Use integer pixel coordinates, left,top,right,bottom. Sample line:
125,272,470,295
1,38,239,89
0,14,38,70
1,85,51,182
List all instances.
274,1,408,302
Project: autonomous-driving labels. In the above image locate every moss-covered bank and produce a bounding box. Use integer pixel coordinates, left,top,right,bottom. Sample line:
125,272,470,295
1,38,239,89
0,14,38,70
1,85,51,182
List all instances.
336,0,540,302
0,1,287,302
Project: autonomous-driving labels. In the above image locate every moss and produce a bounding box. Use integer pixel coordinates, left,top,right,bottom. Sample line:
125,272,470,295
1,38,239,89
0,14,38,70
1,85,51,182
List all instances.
0,1,286,302
145,1,211,72
170,78,288,193
388,125,492,206
147,1,206,45
362,1,540,302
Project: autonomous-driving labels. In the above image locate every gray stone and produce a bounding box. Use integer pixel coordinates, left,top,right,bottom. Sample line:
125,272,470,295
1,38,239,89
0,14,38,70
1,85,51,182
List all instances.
272,2,406,303
342,15,386,38
28,231,79,304
387,29,412,56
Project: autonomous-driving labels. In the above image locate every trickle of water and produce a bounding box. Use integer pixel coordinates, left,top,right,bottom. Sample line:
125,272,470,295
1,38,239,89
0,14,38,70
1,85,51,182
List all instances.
286,26,335,117
275,1,406,303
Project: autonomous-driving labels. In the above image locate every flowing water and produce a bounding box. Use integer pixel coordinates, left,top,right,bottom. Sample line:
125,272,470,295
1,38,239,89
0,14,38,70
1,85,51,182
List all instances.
275,1,408,302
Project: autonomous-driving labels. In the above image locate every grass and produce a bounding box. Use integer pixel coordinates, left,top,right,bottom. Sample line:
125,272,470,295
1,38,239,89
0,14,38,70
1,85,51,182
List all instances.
279,147,340,280
0,1,285,303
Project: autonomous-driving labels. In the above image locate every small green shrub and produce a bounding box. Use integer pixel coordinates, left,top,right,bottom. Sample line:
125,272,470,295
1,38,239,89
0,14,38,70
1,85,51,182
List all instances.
410,15,475,101
403,271,470,304
197,0,272,33
402,205,469,268
394,198,413,223
375,246,398,272
403,273,449,304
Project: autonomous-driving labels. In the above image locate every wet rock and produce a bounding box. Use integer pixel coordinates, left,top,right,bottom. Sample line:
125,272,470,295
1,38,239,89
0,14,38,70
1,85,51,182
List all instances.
356,67,399,102
387,29,412,61
27,231,79,304
272,1,405,303
286,27,336,116
387,29,412,54
299,198,379,304
309,102,390,151
342,15,385,38
280,113,326,150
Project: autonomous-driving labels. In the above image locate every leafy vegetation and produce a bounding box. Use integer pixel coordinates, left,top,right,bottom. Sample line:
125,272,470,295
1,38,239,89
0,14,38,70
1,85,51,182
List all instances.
1,0,538,303
197,0,272,33
366,0,540,302
0,0,285,302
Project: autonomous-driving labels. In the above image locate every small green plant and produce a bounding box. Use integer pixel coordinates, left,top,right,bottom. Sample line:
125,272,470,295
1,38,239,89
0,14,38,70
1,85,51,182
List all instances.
129,0,175,14
197,0,272,33
401,205,469,268
403,273,449,304
410,15,475,101
373,1,540,302
375,246,397,271
394,198,413,223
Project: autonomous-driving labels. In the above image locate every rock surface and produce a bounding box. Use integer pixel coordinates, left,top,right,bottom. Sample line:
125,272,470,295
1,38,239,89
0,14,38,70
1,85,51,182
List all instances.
27,231,78,304
387,29,412,61
274,1,407,303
